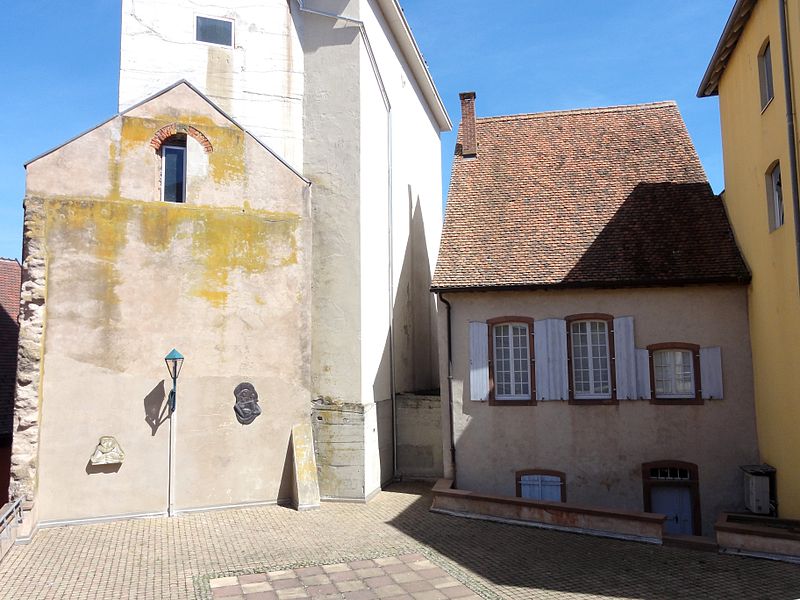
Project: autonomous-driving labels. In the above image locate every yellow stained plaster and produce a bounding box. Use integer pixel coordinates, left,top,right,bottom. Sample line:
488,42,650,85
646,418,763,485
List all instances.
43,196,300,310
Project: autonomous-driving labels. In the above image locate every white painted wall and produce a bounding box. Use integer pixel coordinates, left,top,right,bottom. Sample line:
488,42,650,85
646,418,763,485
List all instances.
358,0,444,489
359,0,443,407
119,0,304,171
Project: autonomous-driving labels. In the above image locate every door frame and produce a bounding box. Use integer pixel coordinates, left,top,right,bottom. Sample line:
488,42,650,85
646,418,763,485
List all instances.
642,460,701,535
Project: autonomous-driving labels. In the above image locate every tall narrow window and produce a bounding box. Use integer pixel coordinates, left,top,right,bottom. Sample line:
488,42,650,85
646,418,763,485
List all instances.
759,41,774,110
767,161,784,230
196,16,234,47
488,317,534,404
569,319,611,400
162,135,187,203
493,323,531,400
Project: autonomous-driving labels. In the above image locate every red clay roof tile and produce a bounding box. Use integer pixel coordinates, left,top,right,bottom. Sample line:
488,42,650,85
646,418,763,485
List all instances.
432,101,749,291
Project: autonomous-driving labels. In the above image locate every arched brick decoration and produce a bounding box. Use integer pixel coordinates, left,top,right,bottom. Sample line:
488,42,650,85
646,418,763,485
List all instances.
150,123,213,153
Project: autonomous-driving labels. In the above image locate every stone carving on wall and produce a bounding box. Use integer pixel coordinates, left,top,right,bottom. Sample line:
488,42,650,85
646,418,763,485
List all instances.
234,382,262,425
90,436,126,465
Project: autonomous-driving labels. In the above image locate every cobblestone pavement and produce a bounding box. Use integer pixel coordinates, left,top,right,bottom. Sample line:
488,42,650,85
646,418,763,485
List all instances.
1,483,798,600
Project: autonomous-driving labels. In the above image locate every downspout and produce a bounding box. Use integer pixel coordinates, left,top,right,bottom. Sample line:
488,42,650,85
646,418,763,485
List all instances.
779,0,800,292
291,1,400,480
438,293,456,485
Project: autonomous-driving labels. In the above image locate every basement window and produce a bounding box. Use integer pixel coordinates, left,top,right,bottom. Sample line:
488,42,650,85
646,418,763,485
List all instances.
196,16,234,47
162,135,187,203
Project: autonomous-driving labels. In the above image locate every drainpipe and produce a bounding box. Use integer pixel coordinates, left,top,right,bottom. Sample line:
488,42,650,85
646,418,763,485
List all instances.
779,0,800,292
291,1,400,481
438,293,456,485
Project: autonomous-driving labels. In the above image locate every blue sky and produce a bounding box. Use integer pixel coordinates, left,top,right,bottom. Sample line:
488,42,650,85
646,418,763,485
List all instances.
0,1,732,260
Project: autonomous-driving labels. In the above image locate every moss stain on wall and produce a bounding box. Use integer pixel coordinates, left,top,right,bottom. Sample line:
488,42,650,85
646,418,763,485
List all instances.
44,197,299,313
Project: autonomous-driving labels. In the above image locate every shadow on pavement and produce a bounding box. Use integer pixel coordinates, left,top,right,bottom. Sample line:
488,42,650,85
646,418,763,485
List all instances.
385,482,800,600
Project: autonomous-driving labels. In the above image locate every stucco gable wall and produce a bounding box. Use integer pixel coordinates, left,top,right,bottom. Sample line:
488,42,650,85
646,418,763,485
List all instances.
14,83,312,523
439,285,759,536
26,84,309,214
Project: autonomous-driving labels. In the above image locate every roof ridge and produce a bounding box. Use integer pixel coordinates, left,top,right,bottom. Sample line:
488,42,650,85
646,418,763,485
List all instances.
475,101,678,124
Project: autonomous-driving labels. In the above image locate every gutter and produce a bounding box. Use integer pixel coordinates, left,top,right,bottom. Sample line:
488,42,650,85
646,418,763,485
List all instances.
437,293,457,485
291,1,400,482
779,0,800,293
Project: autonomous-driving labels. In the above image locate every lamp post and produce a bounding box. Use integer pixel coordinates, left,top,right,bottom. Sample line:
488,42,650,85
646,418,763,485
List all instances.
164,349,184,517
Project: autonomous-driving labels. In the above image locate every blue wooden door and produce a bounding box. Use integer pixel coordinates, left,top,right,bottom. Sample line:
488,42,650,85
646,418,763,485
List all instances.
651,486,693,535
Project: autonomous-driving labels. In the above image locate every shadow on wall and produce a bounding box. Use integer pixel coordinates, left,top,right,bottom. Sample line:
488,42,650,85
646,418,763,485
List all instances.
372,195,437,484
0,302,20,505
293,0,359,54
384,483,798,599
563,182,747,285
144,380,168,436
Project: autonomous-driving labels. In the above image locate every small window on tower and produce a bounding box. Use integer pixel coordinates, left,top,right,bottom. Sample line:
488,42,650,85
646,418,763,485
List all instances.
162,135,187,203
196,16,234,47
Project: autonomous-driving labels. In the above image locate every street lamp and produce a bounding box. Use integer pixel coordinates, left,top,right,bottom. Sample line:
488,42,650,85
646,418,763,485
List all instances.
164,348,184,412
164,348,184,517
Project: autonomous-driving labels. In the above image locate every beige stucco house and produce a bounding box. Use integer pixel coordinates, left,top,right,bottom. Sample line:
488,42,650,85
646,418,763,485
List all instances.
431,93,759,537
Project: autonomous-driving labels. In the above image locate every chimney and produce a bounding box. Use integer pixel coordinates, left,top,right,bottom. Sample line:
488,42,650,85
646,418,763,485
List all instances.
459,91,477,158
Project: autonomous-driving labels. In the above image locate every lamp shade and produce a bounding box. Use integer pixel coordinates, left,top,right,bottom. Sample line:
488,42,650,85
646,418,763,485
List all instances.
164,348,184,380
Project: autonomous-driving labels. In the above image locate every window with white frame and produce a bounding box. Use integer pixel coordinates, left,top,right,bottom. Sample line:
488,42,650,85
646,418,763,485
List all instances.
516,470,565,502
767,162,784,231
492,322,531,400
759,40,774,110
653,350,695,398
161,135,187,203
569,319,611,399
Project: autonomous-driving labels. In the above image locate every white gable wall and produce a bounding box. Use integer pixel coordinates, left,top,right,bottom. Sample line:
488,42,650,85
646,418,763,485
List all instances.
119,0,304,171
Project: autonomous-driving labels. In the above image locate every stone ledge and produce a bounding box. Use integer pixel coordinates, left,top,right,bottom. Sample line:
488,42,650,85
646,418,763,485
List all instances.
431,479,665,543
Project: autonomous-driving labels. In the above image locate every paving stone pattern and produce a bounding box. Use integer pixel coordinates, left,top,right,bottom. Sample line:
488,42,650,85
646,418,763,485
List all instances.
1,483,799,599
208,554,480,600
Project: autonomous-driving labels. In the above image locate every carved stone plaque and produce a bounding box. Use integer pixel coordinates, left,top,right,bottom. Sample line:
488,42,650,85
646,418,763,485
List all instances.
234,382,262,425
90,436,125,465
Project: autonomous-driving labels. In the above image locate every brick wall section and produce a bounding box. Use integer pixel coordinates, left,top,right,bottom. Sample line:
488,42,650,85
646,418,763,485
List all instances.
458,92,477,157
0,258,21,443
150,123,214,152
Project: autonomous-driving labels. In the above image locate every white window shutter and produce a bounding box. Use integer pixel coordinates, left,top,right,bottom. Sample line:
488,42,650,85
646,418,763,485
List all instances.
469,321,489,401
636,348,651,399
613,317,637,399
534,319,568,400
700,346,723,399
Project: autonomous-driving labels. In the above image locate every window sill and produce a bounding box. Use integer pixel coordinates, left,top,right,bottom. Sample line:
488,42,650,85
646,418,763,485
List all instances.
489,398,536,406
761,96,774,114
568,398,618,406
650,397,704,405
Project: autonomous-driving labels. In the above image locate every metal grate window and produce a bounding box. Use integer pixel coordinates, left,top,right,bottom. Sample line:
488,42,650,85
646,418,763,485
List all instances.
649,467,691,481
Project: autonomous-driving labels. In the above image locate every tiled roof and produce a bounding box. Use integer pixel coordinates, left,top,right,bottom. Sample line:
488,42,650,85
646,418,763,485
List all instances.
0,258,21,438
697,0,757,97
432,101,750,291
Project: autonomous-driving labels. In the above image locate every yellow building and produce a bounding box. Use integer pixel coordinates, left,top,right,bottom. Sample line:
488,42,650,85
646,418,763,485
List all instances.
699,0,800,518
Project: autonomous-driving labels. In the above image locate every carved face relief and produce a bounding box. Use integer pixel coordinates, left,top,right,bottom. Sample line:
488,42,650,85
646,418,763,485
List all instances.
233,382,262,425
